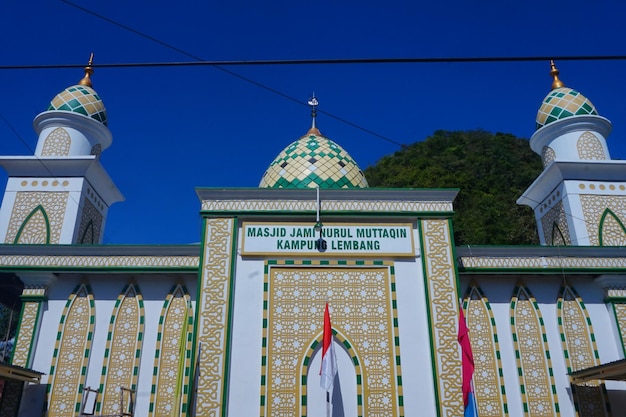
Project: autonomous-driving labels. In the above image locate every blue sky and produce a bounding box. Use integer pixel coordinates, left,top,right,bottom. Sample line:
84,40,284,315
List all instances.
1,0,625,244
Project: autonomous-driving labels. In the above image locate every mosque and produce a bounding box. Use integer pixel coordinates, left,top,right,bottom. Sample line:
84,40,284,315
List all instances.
0,59,625,417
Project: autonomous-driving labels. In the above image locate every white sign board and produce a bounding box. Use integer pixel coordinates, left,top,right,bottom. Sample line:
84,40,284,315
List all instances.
241,222,415,257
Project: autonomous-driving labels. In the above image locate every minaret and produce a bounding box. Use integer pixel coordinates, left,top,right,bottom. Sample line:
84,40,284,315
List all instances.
0,55,123,244
518,62,626,246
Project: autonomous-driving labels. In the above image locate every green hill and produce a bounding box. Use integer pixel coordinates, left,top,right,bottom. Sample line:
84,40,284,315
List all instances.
364,130,543,245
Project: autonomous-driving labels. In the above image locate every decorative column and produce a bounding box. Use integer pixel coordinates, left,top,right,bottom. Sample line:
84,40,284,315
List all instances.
11,274,56,368
595,275,626,357
1,274,54,417
192,217,237,416
420,218,463,417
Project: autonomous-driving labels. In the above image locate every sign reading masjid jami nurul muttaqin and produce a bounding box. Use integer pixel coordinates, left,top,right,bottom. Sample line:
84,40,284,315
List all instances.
240,222,415,257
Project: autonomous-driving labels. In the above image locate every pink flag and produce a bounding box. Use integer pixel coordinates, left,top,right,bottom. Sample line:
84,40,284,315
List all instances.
458,307,475,409
320,302,338,391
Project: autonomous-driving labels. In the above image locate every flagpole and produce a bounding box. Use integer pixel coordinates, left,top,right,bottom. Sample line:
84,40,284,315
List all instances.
326,391,331,417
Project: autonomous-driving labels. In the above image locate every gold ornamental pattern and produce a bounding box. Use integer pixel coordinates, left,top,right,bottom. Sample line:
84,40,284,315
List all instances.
201,199,453,213
580,195,626,245
47,285,94,417
541,146,556,167
97,285,144,416
195,218,236,417
41,127,71,156
420,218,463,417
0,255,199,268
577,132,606,160
557,285,609,417
540,201,570,246
464,286,508,416
459,256,626,269
263,266,401,417
511,284,560,417
149,285,193,417
11,301,42,367
5,192,68,243
77,198,103,244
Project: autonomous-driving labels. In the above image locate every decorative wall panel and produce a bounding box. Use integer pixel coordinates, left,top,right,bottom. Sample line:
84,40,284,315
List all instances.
542,146,556,167
612,303,626,357
0,254,199,269
511,283,560,417
194,218,236,416
261,261,401,417
149,285,193,417
420,218,463,417
47,284,94,417
201,199,453,213
599,209,626,247
580,195,626,246
557,285,609,417
5,192,68,244
97,285,144,416
541,201,570,246
77,199,103,244
41,127,71,156
11,287,46,368
463,285,508,416
577,132,606,160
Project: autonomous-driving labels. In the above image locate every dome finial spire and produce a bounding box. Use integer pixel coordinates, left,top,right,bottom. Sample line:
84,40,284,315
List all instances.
306,93,321,136
79,53,95,87
550,60,564,90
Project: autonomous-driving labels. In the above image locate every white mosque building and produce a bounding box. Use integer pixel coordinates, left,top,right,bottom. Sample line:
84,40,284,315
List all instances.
0,59,625,417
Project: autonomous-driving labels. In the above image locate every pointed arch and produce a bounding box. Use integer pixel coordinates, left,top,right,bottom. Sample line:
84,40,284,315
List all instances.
97,284,144,416
577,131,606,160
551,222,567,246
42,127,71,156
14,205,50,244
149,284,194,417
557,284,610,416
79,220,95,244
542,146,556,167
47,284,95,417
462,284,508,416
599,208,626,246
510,282,560,416
300,329,363,417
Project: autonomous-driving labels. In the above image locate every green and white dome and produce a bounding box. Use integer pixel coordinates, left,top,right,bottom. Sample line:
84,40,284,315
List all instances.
48,85,107,126
259,126,368,189
47,59,107,126
535,63,597,130
536,87,597,130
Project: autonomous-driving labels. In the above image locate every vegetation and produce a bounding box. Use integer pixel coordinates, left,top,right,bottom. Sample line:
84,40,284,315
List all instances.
364,130,544,245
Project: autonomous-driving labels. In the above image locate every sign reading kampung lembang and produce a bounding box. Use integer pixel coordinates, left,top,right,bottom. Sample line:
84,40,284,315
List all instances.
241,222,415,257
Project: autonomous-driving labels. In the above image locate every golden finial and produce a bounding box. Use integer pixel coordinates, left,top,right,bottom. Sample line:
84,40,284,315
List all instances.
306,94,321,136
550,60,564,90
79,53,95,87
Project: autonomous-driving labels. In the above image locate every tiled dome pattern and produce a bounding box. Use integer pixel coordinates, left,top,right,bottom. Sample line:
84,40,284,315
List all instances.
259,134,369,189
536,87,597,130
48,85,107,126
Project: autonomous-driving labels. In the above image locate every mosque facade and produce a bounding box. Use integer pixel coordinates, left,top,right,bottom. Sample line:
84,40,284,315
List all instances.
0,61,625,417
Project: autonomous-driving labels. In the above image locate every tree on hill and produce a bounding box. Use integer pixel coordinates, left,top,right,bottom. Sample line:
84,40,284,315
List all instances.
364,130,543,245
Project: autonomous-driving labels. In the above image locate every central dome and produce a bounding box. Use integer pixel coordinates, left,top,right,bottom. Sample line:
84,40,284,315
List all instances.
259,130,369,189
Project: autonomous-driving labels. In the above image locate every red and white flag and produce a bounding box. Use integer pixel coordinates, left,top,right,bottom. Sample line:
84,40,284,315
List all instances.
320,302,338,392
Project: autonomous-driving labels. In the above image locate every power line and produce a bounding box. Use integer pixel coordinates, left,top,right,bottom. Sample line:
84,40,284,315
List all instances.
6,54,626,70
59,0,407,148
3,54,626,71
